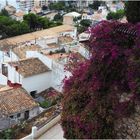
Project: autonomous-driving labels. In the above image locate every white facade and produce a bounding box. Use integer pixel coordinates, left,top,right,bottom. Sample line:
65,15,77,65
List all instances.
0,73,7,85
26,51,71,92
59,28,77,40
8,64,22,84
78,44,90,59
7,63,52,93
0,50,19,63
36,36,58,48
0,106,39,130
82,14,92,20
22,71,52,93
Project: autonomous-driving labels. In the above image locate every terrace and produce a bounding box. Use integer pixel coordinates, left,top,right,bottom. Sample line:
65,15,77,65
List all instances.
13,44,42,59
58,36,73,45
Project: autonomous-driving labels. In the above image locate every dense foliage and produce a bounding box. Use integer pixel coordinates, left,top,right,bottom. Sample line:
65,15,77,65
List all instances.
0,12,62,39
48,1,78,13
48,2,65,11
0,9,9,17
89,1,106,10
53,13,63,22
125,1,140,24
75,19,92,34
23,13,63,30
61,20,140,139
107,9,125,20
0,16,30,39
80,19,92,27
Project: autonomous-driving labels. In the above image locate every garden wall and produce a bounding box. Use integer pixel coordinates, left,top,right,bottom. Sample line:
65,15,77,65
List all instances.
21,115,61,140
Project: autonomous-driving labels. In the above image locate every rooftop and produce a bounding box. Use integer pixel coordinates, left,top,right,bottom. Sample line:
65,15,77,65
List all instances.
64,12,81,17
9,58,50,77
48,24,75,34
0,87,38,117
0,25,75,47
47,43,59,49
58,36,73,44
45,53,69,60
14,11,24,17
45,12,58,19
13,44,41,59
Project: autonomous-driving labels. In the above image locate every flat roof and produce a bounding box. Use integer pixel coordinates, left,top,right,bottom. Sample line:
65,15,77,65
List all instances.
13,44,41,59
0,25,75,47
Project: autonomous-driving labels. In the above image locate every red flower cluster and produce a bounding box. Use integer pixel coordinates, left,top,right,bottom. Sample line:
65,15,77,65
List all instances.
61,21,140,139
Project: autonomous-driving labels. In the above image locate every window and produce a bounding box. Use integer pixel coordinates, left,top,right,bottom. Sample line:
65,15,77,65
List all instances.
30,90,37,98
2,64,8,76
10,115,13,119
17,113,21,118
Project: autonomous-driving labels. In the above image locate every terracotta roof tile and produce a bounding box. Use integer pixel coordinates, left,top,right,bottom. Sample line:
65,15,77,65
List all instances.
13,45,41,59
9,58,51,77
0,87,38,117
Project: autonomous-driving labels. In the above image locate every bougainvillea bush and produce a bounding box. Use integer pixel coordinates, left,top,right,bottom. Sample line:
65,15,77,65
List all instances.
61,20,140,139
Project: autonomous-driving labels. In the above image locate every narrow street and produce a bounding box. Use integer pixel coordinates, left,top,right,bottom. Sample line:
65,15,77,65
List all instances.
38,123,65,139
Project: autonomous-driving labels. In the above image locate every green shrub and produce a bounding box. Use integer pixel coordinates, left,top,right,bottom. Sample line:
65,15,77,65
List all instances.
39,100,52,108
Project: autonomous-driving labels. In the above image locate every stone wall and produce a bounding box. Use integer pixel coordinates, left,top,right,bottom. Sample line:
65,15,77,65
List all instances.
115,105,140,139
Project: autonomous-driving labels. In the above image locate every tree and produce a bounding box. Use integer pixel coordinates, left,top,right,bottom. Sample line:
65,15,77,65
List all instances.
89,1,105,10
107,9,125,20
0,9,9,17
23,13,52,30
125,1,140,24
23,13,38,30
53,13,63,22
61,21,140,139
80,19,92,27
0,15,30,39
48,2,65,11
42,5,48,11
19,22,30,34
38,16,50,29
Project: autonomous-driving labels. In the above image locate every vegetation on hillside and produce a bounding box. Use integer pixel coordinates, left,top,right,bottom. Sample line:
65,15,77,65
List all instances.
125,1,140,24
0,11,62,39
61,1,140,139
107,9,125,20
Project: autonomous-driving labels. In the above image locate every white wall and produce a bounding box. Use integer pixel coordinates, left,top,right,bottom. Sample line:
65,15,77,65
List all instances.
21,115,61,140
8,64,23,84
36,36,58,48
26,51,53,69
59,29,77,39
0,50,19,63
26,51,71,92
51,61,71,92
29,107,40,119
22,71,52,93
0,73,7,85
78,45,90,59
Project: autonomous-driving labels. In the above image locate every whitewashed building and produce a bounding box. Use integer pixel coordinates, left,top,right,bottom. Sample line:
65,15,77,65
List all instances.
26,51,71,92
7,58,52,95
78,43,91,59
63,12,81,25
0,87,39,130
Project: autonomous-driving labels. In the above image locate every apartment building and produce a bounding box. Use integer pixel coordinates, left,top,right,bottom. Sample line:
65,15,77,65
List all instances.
17,0,48,10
